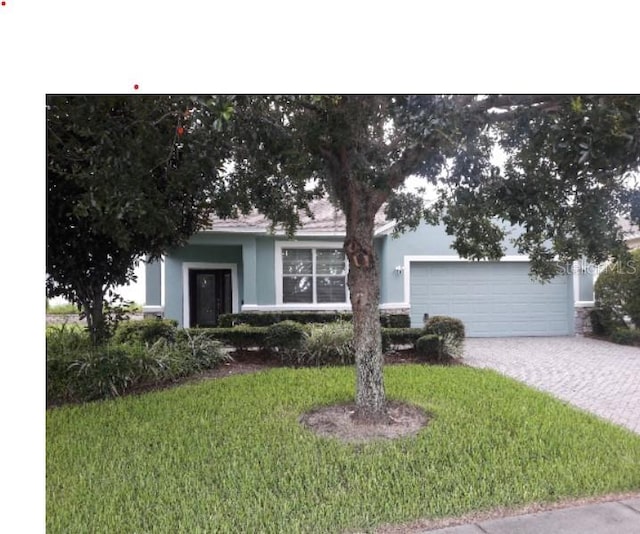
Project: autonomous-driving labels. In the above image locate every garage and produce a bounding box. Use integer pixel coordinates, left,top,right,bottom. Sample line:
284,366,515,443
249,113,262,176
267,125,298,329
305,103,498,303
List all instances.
409,261,572,336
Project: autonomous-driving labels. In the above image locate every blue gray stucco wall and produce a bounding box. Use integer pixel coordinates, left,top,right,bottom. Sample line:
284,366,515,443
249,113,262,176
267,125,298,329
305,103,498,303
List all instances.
147,221,594,327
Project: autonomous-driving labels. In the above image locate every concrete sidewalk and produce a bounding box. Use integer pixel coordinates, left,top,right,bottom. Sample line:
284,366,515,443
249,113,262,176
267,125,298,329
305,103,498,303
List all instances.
423,497,640,533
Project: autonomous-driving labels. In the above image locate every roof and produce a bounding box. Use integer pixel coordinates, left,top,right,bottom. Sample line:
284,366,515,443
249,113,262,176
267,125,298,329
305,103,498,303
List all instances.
618,216,640,240
204,198,393,235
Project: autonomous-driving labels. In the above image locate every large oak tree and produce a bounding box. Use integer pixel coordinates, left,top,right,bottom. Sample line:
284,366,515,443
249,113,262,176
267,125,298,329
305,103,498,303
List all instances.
216,95,640,422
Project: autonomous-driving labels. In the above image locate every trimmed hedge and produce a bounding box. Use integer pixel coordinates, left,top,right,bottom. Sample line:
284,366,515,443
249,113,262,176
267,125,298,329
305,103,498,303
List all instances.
113,319,179,345
609,327,640,346
185,326,269,350
416,334,440,359
589,307,626,337
424,315,465,340
382,328,424,348
217,311,410,328
186,326,423,352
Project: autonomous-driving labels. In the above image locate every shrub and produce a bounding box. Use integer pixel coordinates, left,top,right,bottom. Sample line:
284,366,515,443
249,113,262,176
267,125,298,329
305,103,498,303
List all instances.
47,329,232,405
415,332,463,363
187,326,269,350
416,335,440,359
440,332,465,360
609,327,640,346
424,315,466,341
302,321,354,366
67,344,143,400
217,311,410,328
595,249,640,328
265,321,307,363
46,324,93,359
382,328,424,348
148,332,232,378
380,314,411,328
113,319,178,345
589,307,625,337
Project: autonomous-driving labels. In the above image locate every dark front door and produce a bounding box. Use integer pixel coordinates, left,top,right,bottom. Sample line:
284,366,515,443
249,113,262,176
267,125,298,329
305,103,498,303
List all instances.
188,269,232,327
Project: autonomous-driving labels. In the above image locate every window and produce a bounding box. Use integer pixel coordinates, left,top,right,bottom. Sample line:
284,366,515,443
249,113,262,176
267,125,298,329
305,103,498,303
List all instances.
281,247,347,304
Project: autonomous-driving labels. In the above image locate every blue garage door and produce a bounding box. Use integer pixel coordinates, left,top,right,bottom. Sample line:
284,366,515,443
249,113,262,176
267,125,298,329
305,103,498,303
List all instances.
409,262,572,336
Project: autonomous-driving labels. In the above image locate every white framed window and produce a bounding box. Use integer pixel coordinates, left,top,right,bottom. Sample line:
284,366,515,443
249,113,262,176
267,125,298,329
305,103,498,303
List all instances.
275,241,349,307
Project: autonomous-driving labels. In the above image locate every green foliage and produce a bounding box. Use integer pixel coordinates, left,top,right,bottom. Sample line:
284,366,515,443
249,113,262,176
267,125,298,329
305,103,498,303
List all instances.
186,326,268,350
380,314,411,328
47,366,640,533
440,332,465,361
146,333,231,380
217,311,409,328
594,249,640,328
418,317,466,362
609,327,640,347
265,321,307,362
416,334,440,359
424,315,466,341
589,307,624,337
301,321,355,366
381,328,424,348
113,319,179,345
47,325,231,405
46,95,241,344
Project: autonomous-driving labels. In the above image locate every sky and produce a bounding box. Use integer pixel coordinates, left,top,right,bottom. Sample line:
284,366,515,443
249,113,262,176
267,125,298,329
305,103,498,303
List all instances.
2,1,639,531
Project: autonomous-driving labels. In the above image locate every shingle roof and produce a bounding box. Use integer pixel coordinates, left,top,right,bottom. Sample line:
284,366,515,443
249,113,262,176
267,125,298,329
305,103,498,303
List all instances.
618,217,640,239
205,198,392,235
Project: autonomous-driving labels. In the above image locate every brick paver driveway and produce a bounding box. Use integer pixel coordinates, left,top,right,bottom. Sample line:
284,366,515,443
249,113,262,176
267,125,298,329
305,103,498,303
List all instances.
464,337,640,434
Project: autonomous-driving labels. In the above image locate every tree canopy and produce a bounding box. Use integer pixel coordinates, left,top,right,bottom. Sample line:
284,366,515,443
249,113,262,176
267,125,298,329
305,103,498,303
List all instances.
46,95,234,342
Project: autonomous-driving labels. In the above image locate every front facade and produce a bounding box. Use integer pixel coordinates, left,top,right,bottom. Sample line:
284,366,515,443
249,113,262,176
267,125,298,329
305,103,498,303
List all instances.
144,200,595,336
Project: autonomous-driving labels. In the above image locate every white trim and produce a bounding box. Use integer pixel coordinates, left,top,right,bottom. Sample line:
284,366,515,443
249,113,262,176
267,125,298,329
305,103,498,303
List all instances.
160,255,165,307
242,304,353,312
379,302,410,310
275,240,349,306
572,260,580,307
199,228,348,237
402,254,531,305
142,305,165,313
182,262,239,328
374,220,397,235
404,254,530,263
575,301,595,308
241,303,409,312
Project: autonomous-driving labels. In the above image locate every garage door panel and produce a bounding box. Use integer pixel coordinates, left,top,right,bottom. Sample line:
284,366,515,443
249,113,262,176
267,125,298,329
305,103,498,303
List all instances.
409,262,571,336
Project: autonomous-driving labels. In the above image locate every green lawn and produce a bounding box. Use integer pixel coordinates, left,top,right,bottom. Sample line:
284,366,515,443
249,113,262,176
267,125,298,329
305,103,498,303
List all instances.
46,365,640,533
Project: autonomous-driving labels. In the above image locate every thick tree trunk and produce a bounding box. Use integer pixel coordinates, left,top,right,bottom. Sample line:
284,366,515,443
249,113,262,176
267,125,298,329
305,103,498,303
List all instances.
344,197,388,424
83,286,107,346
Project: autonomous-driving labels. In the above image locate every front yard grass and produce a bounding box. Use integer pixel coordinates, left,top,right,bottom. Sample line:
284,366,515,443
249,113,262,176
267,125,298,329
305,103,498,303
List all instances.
46,365,640,533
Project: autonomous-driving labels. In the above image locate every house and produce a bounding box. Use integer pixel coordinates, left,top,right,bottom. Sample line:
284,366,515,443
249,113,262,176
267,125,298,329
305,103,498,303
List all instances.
619,217,640,250
143,199,595,336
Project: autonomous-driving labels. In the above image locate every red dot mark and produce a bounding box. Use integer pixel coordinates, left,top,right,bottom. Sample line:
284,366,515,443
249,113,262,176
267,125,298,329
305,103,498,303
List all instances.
133,84,139,90
177,127,184,136
1,2,6,6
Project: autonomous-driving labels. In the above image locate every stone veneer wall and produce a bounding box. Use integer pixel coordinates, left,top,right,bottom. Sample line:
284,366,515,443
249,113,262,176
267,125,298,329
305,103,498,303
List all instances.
574,307,593,336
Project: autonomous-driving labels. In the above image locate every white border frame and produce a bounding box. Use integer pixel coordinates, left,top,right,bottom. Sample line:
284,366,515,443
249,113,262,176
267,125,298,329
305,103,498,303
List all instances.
182,262,239,327
274,240,350,309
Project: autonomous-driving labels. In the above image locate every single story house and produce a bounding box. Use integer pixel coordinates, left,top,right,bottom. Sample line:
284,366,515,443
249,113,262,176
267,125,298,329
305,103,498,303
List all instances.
143,199,595,336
